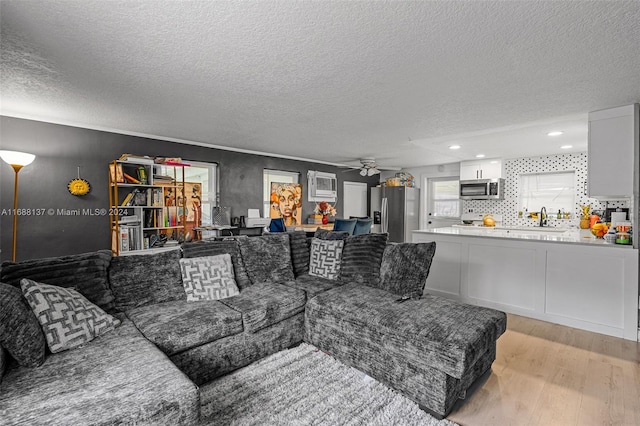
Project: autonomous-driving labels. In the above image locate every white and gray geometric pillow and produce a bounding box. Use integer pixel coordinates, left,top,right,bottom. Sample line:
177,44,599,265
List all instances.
179,254,240,301
20,278,121,354
309,238,344,280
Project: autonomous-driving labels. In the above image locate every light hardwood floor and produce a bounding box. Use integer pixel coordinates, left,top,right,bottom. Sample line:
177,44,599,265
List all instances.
447,314,640,426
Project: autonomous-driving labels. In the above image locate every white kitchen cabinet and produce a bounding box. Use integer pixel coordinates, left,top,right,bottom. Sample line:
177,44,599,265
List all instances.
467,243,538,311
412,230,639,340
459,158,503,180
588,104,638,198
545,250,624,329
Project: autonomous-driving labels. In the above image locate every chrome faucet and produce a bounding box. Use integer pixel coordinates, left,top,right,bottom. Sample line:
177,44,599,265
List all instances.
540,206,547,227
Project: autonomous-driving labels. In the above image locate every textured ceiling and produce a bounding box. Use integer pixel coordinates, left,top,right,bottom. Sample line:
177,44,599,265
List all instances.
1,1,639,168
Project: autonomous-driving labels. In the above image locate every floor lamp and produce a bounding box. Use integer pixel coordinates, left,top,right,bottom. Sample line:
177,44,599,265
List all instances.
0,150,36,262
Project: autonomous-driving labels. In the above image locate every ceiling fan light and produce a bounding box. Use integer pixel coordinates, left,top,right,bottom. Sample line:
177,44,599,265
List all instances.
369,167,380,176
360,168,367,176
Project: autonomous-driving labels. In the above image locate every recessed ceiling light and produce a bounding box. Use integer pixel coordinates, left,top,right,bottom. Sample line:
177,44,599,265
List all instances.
547,131,564,136
449,145,461,150
475,154,486,158
560,145,573,149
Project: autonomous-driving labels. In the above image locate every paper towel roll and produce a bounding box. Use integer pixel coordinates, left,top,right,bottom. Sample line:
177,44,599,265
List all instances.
611,211,627,228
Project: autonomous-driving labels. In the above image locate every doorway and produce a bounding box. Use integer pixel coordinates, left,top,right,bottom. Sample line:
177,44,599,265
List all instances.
425,177,461,229
342,182,368,218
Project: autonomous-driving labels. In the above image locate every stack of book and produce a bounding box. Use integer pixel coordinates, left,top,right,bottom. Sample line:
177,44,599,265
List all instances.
153,174,174,184
119,225,140,252
307,214,324,224
119,154,154,164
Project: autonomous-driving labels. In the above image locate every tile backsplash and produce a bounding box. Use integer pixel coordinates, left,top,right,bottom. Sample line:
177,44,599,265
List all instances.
462,152,630,228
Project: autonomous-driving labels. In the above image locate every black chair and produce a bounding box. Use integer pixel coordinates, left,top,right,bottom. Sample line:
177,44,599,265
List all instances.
268,218,286,232
353,218,373,235
333,218,357,235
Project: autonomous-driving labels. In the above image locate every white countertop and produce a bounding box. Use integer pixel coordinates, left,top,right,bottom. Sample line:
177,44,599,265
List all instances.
413,226,634,248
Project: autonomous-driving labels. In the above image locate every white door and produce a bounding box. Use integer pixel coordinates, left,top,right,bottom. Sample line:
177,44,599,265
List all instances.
426,177,461,229
342,182,368,218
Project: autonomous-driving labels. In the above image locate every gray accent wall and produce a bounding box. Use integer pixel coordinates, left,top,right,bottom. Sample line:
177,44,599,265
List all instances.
0,116,377,261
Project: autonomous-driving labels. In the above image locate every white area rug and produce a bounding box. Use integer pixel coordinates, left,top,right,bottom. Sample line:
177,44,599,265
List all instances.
200,343,457,426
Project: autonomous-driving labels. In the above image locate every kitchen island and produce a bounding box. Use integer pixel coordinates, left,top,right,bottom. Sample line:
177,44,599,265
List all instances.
413,227,639,341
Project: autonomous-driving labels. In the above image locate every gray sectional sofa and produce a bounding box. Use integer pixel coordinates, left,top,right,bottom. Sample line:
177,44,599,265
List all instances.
0,231,506,424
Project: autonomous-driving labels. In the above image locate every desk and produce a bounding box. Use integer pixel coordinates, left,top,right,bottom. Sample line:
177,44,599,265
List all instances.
194,226,266,240
234,226,264,236
195,224,333,239
291,224,334,236
193,226,237,240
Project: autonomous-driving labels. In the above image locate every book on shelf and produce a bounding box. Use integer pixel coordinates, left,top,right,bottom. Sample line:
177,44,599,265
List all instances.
121,188,141,206
119,154,154,165
119,224,140,251
109,163,124,183
119,215,139,224
145,188,162,206
120,227,129,252
136,166,148,184
163,206,178,227
146,208,164,229
123,173,141,184
121,191,134,206
144,209,156,228
154,157,182,164
153,174,175,184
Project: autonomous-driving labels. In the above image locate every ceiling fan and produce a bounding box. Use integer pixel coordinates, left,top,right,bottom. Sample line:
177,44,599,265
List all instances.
344,158,384,176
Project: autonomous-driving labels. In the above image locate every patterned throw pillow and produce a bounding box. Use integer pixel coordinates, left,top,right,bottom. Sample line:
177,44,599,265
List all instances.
20,278,121,353
181,239,252,289
309,238,344,280
179,254,240,301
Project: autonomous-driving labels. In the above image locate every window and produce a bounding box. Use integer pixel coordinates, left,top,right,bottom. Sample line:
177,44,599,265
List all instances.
159,161,217,226
263,169,300,217
520,171,575,214
430,178,461,218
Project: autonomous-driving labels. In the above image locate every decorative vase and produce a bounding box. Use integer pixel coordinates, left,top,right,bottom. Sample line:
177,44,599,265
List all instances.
579,205,591,229
322,214,329,225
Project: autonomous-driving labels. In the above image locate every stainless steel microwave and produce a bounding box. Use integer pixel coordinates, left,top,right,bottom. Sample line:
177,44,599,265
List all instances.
459,179,504,200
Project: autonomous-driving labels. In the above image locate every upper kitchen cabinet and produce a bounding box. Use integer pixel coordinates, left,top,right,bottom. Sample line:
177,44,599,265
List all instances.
588,104,639,199
459,158,504,180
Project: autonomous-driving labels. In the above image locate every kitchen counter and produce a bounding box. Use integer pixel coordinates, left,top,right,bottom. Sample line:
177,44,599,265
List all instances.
412,228,638,341
414,226,634,247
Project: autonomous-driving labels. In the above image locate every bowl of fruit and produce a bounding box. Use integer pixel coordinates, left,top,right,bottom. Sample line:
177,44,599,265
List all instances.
590,222,608,238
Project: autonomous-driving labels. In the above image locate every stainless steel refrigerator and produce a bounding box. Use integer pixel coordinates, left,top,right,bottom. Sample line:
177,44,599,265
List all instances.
371,186,420,242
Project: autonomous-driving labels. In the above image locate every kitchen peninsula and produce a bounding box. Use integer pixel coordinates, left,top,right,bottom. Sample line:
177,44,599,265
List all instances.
413,227,638,340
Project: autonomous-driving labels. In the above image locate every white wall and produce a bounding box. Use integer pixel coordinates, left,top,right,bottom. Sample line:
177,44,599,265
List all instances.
463,152,629,227
387,152,630,229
